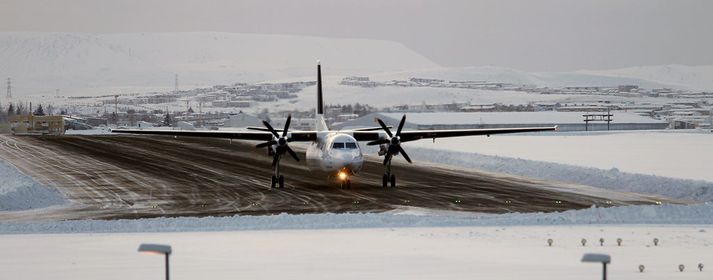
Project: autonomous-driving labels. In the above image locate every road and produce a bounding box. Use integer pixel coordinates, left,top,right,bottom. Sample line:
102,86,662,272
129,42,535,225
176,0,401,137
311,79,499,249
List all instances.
0,134,663,221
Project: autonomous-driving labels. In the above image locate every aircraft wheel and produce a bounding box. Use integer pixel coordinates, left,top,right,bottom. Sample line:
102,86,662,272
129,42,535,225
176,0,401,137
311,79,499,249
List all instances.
271,175,277,188
382,174,388,188
278,175,285,189
390,174,396,188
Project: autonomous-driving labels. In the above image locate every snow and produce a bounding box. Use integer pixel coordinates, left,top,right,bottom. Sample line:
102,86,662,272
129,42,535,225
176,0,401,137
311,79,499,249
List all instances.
64,128,112,135
1,203,713,234
579,64,713,91
407,130,713,183
378,111,664,125
1,206,713,279
0,159,65,211
0,32,437,95
370,65,677,89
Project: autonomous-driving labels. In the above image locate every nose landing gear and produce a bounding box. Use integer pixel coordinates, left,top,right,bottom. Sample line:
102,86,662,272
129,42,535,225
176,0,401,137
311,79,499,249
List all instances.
338,169,351,189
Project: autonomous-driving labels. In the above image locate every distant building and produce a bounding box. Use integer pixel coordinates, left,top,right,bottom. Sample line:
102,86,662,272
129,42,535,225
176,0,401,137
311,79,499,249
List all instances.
618,85,639,92
9,114,65,135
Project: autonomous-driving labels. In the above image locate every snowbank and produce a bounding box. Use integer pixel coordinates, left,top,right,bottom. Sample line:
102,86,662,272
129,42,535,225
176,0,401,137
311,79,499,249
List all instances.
0,160,65,211
1,203,712,234
404,147,713,202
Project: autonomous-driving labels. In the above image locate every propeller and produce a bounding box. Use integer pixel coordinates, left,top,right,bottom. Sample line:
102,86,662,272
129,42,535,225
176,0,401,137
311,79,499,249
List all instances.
367,114,412,164
255,114,300,166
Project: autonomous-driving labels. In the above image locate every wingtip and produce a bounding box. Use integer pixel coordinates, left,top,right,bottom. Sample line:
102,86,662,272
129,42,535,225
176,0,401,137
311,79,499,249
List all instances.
554,125,559,131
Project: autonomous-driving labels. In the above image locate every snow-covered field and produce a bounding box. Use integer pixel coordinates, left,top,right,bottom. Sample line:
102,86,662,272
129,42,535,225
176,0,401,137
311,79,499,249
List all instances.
408,130,713,183
1,222,712,280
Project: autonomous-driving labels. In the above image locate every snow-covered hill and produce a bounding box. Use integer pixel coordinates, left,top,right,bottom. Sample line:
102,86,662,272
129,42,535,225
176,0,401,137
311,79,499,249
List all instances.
0,32,438,95
1,32,710,96
370,66,682,89
578,64,713,91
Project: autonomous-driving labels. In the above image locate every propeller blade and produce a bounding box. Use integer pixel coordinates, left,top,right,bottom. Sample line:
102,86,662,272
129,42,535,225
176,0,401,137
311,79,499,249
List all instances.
271,154,280,167
285,146,300,162
367,139,390,146
396,115,406,136
282,114,291,137
376,118,393,137
262,120,280,138
382,153,392,165
255,140,277,148
397,146,412,164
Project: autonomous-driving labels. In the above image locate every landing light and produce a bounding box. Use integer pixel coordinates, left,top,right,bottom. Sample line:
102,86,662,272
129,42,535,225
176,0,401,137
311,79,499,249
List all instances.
338,171,348,180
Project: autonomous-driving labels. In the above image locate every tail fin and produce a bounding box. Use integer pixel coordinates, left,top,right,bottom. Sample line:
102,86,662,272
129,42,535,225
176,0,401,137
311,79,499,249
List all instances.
315,61,328,131
317,61,323,115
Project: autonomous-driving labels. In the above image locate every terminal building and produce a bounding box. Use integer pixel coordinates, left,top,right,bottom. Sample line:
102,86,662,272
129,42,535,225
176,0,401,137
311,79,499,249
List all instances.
9,114,65,136
334,111,668,132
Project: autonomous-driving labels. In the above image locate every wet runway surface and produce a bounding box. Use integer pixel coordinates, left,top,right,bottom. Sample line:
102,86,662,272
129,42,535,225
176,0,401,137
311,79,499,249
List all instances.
0,134,662,221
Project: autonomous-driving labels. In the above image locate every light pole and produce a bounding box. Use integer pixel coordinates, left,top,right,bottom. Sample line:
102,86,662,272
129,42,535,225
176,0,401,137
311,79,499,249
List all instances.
581,253,611,280
138,243,172,280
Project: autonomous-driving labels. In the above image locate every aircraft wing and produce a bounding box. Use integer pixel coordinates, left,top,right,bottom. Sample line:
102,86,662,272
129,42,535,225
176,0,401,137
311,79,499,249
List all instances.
352,126,556,142
110,128,319,142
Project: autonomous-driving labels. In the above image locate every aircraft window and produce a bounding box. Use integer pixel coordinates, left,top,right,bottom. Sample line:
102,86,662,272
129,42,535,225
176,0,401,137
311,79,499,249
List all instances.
332,142,345,149
345,142,357,149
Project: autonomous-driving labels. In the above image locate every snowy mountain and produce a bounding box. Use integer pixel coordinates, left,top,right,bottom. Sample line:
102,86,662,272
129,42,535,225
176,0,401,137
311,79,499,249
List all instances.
0,32,438,95
577,64,713,91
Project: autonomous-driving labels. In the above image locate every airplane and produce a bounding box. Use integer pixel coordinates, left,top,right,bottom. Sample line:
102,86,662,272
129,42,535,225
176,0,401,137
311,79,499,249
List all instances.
112,62,557,189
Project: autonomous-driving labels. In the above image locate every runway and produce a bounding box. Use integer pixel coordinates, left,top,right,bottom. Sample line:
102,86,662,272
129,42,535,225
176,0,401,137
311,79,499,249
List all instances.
0,134,663,221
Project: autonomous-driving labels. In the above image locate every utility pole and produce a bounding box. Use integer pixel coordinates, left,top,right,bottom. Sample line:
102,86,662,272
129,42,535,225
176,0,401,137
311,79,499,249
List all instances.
174,74,179,94
6,77,11,99
114,95,119,125
56,88,59,98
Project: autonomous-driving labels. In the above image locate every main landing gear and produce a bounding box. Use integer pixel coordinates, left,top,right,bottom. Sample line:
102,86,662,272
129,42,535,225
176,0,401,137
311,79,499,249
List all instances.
270,155,286,189
381,155,397,188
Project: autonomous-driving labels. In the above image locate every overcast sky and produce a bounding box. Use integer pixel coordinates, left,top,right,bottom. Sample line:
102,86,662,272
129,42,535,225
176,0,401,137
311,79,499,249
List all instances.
1,0,711,71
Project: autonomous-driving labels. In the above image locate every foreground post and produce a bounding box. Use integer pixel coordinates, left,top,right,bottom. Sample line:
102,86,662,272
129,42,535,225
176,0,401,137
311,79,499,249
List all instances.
138,243,172,280
581,253,611,280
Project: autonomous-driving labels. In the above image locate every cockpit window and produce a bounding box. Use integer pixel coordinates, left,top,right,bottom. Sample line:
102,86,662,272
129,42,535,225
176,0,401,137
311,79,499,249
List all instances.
332,142,345,149
345,142,357,149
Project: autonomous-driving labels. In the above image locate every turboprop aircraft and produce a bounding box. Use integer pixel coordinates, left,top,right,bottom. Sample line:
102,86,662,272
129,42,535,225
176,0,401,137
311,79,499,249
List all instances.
112,62,556,189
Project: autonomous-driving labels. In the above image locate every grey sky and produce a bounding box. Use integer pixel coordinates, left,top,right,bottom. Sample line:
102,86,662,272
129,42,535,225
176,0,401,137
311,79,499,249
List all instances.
1,0,711,71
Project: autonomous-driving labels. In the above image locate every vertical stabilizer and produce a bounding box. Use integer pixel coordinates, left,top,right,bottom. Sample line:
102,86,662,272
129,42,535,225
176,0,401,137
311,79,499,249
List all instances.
315,61,328,131
317,61,324,115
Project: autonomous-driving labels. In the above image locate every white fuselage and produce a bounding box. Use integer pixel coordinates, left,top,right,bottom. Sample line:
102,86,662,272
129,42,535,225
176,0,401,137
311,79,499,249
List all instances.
305,132,364,178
